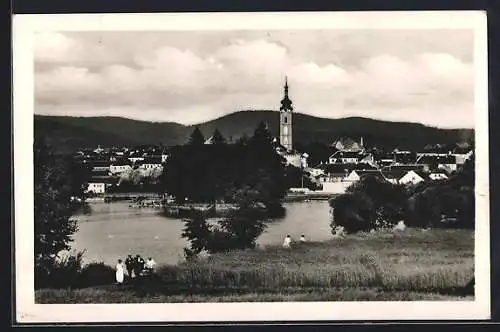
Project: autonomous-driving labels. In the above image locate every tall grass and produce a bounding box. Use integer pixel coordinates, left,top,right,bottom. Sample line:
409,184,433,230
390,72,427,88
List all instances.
135,228,474,297
36,287,473,303
36,228,474,302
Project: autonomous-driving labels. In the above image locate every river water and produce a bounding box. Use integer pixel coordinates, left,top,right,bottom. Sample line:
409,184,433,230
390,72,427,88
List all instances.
71,201,332,266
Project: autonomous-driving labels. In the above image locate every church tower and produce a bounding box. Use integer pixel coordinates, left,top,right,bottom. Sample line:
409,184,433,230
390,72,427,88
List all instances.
279,76,293,151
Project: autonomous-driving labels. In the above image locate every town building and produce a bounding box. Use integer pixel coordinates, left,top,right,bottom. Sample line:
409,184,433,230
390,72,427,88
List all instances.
85,177,119,194
416,154,457,173
279,77,293,151
330,137,364,152
137,157,164,171
429,171,449,181
398,170,426,186
273,78,310,169
109,160,133,175
328,151,363,164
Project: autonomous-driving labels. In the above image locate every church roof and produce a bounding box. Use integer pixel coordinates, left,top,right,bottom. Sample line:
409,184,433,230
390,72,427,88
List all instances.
330,137,363,151
279,76,293,112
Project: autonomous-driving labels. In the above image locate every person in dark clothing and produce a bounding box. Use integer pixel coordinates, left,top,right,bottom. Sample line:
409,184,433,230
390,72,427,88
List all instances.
125,254,134,278
134,254,145,277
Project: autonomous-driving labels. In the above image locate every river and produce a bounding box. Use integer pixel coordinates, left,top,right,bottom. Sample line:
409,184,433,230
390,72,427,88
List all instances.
71,200,332,266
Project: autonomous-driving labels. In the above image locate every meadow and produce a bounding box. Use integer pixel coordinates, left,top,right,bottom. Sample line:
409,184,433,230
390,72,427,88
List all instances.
36,228,474,303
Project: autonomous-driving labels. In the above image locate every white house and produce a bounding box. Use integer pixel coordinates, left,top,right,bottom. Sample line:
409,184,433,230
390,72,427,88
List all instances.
453,151,473,165
305,167,324,178
438,163,457,172
109,164,133,175
139,163,163,171
429,172,449,181
328,151,362,164
398,170,426,185
345,170,382,182
319,181,353,194
345,170,362,182
129,157,145,164
330,137,364,152
279,152,304,168
92,165,110,172
417,154,457,172
289,187,311,194
86,182,106,194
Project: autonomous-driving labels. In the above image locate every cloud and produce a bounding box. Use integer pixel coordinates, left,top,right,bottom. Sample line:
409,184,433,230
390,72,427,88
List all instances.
34,31,475,128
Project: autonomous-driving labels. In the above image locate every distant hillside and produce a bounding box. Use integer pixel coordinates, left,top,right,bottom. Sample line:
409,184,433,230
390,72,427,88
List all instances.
34,116,188,152
34,111,474,153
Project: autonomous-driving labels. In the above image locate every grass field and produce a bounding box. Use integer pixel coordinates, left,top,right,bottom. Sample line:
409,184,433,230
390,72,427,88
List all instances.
36,228,474,303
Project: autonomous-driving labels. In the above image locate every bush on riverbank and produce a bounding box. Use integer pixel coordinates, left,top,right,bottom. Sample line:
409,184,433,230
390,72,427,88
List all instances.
329,175,408,233
35,250,116,289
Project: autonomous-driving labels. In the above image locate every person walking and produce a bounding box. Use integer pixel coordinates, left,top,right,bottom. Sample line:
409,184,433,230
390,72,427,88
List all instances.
125,254,134,278
282,234,292,248
115,259,125,285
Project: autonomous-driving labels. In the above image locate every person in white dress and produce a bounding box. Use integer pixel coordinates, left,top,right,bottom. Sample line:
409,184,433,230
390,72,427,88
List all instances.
145,257,156,274
282,235,292,248
299,235,306,243
115,259,125,284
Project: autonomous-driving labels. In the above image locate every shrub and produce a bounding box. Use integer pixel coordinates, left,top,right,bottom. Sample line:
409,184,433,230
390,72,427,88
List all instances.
181,209,211,255
181,187,268,257
406,184,475,229
35,251,84,289
79,262,115,287
330,175,408,233
330,193,374,233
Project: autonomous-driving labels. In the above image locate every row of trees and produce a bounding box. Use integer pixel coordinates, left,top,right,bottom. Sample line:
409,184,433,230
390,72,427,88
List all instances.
329,157,475,233
159,122,289,212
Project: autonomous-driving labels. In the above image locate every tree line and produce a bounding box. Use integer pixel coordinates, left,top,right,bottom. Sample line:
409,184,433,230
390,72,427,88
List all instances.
158,122,289,211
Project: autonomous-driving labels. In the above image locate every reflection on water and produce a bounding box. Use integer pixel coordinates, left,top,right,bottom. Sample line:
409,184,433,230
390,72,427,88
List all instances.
71,200,332,266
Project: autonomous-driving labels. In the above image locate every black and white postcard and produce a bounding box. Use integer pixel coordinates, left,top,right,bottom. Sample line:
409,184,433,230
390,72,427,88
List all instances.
13,11,490,322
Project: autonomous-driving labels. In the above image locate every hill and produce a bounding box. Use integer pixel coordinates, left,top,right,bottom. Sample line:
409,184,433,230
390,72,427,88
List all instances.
34,111,474,153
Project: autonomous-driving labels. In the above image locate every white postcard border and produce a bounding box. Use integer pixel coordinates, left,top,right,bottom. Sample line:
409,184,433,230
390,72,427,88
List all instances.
13,11,490,323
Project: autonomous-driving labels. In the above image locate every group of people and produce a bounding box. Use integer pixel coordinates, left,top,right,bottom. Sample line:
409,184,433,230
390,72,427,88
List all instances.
115,254,156,284
282,234,307,248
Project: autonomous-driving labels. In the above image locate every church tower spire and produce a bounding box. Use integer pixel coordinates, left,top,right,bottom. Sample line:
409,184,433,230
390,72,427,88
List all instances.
279,76,293,151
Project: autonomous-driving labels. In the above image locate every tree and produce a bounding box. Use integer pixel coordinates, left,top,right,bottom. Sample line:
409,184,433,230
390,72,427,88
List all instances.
188,126,205,145
181,209,212,259
250,121,273,147
347,174,408,226
161,121,287,209
330,175,408,233
236,134,249,146
330,193,374,233
216,187,267,250
34,139,80,276
211,128,226,145
181,186,268,256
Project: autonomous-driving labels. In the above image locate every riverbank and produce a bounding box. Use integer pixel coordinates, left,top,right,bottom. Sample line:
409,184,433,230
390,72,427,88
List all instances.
36,228,474,303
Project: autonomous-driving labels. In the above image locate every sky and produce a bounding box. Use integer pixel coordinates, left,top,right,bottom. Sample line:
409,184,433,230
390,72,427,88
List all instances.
34,29,475,128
